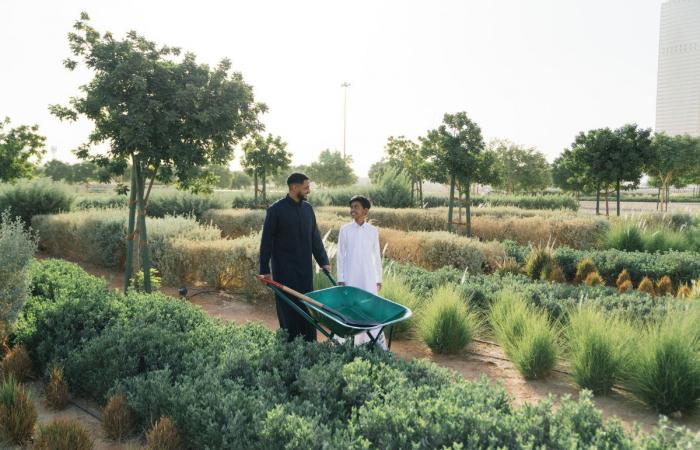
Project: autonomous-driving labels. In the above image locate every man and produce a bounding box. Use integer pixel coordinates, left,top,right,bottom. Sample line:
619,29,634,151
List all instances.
336,195,387,349
259,173,330,342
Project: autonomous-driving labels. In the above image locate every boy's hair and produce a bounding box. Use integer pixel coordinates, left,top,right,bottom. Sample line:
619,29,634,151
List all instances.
287,172,309,188
349,195,371,210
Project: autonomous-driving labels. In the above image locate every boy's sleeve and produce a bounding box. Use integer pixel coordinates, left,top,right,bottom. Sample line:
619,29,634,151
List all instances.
373,228,383,283
336,227,345,283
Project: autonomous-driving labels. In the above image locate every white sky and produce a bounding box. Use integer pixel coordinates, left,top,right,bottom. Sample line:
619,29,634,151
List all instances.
1,0,662,177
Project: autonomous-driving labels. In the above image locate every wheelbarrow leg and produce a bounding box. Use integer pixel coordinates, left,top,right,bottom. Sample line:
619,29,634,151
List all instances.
365,326,388,350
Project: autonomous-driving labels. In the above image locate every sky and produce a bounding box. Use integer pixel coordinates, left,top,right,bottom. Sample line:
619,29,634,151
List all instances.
1,0,663,177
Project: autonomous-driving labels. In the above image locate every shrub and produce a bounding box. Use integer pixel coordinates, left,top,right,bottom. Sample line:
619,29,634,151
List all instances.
375,168,413,208
419,285,479,354
1,345,33,382
133,268,162,293
604,223,644,252
0,376,37,446
524,247,553,280
146,416,182,450
677,283,692,299
423,193,579,211
102,394,136,441
656,275,673,297
380,275,422,339
547,265,566,283
75,195,127,210
33,419,94,450
638,277,655,296
495,257,522,277
574,257,596,283
616,269,631,289
46,366,70,410
147,190,225,220
201,208,265,238
0,178,74,226
625,311,700,414
490,290,558,379
565,307,633,394
0,211,37,335
584,272,604,287
618,279,633,293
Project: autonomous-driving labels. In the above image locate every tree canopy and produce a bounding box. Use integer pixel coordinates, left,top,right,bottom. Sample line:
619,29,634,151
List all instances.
0,117,46,183
489,139,550,193
308,150,357,187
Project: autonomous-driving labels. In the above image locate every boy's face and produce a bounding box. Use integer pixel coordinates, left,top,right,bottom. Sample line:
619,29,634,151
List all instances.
350,201,368,222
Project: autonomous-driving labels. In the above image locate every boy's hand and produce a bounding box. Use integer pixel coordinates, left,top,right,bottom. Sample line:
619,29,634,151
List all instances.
338,282,345,286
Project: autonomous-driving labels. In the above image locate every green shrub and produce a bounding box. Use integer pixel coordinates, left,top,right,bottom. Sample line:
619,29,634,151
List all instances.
423,193,579,211
565,307,633,394
625,311,700,414
201,208,265,238
604,223,644,252
525,247,554,280
0,178,74,226
375,167,413,208
147,190,225,220
33,419,94,450
490,290,558,379
0,376,37,446
419,285,479,354
0,211,37,335
75,195,127,210
380,275,422,339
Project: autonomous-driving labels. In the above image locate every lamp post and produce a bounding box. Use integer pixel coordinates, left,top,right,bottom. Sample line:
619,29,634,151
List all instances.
341,82,350,158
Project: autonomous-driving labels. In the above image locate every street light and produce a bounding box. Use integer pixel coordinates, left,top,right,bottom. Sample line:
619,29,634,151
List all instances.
341,82,350,158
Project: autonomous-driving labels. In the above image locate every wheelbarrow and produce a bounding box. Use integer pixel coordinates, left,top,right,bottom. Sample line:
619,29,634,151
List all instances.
257,270,412,349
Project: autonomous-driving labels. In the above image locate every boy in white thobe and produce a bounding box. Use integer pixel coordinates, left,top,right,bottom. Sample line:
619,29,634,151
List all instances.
336,195,387,350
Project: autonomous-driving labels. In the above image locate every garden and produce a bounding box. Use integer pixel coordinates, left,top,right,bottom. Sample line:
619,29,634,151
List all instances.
2,11,700,450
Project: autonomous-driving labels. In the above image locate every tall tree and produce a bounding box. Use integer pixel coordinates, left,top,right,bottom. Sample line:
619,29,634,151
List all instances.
207,165,235,189
610,124,653,216
489,139,550,193
368,159,397,185
308,149,357,187
421,112,489,236
0,117,46,182
384,136,426,205
551,150,592,197
241,134,291,205
50,13,263,293
230,170,253,190
645,133,698,211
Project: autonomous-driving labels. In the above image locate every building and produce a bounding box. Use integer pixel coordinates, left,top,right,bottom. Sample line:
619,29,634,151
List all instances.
655,0,700,137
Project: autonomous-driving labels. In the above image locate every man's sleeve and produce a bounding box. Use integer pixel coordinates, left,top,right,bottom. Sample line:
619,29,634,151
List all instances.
336,227,345,283
259,206,276,275
373,228,383,283
311,210,330,268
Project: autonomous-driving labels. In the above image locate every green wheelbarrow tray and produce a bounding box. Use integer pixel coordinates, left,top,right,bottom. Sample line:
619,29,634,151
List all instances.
305,285,412,338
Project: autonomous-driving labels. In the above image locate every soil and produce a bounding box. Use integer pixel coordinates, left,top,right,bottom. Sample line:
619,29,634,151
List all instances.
20,256,700,449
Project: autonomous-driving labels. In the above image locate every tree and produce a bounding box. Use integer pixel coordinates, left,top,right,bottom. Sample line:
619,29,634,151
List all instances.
489,140,550,193
308,150,357,187
271,165,310,189
230,171,253,190
551,150,592,196
42,160,72,182
645,133,698,211
368,159,397,185
384,136,426,205
610,124,653,216
50,13,263,293
0,117,46,182
241,134,291,205
207,165,234,189
421,112,491,236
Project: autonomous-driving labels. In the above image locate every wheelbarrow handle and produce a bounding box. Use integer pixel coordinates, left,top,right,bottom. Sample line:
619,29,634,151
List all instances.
322,268,338,286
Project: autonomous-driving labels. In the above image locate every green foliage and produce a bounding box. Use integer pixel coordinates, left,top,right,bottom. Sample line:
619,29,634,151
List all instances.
380,275,422,339
0,178,74,225
42,159,103,184
230,170,253,190
0,117,46,182
307,149,358,187
625,311,700,414
525,247,554,280
33,419,94,450
419,285,478,354
0,211,37,334
133,268,162,292
241,134,291,203
565,307,633,394
375,167,412,208
489,139,551,193
75,195,128,210
0,376,37,446
147,190,225,220
604,222,644,252
13,260,700,448
423,193,579,211
490,290,558,379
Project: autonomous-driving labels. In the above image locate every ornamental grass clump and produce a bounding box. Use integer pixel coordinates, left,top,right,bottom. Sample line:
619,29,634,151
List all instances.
490,290,558,379
616,269,631,289
638,277,655,296
101,394,135,441
146,416,182,450
574,257,597,283
655,275,673,297
584,272,605,287
33,419,94,450
565,306,634,394
380,275,422,339
1,345,33,382
625,311,700,414
0,376,37,446
525,246,554,281
618,279,633,294
419,285,479,354
46,366,70,410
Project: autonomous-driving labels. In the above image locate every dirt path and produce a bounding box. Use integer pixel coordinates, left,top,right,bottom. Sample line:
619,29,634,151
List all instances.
28,256,700,445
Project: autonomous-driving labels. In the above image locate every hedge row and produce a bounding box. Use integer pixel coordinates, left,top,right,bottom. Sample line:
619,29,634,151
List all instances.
13,259,697,449
423,194,579,211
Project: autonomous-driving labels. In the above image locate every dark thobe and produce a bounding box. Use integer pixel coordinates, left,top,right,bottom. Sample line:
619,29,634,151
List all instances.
259,195,329,342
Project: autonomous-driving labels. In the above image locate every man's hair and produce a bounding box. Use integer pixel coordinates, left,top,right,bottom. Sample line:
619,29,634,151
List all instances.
349,195,371,210
287,172,309,188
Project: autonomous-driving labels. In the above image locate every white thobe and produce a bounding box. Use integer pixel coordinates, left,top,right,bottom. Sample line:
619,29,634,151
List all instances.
337,220,387,349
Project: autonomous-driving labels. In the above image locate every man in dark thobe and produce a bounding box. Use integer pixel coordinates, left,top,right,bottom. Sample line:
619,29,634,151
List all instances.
259,173,330,342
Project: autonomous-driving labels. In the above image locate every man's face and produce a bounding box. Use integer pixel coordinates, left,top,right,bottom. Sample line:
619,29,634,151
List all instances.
350,201,368,222
291,179,311,200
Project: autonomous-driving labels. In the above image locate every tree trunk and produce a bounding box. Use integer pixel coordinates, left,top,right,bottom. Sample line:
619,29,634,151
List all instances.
666,184,670,212
262,169,267,204
466,177,472,238
418,180,423,206
616,179,621,217
656,185,661,211
595,186,600,215
410,180,415,206
134,157,152,293
123,165,138,294
447,173,456,233
605,188,609,217
253,171,258,206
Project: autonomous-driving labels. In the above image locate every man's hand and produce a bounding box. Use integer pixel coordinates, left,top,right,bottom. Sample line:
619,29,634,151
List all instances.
322,265,331,273
259,274,272,284
377,283,382,291
338,282,345,286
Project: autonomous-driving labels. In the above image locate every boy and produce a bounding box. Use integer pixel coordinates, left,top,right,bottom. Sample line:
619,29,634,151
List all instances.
336,195,387,349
